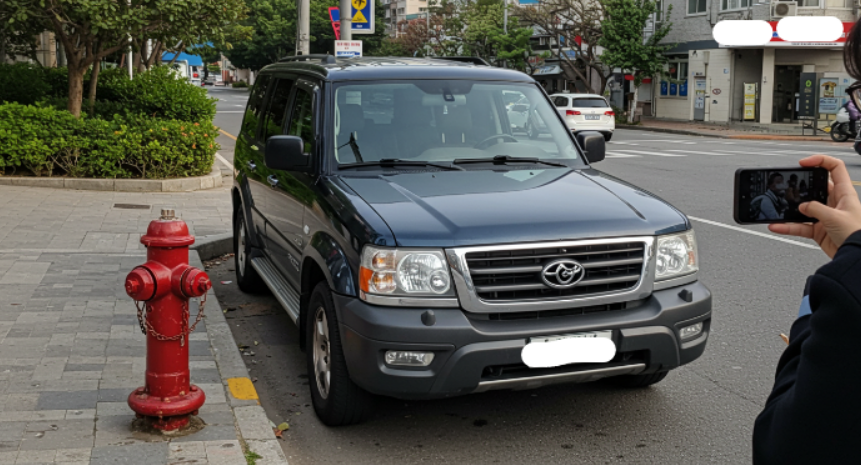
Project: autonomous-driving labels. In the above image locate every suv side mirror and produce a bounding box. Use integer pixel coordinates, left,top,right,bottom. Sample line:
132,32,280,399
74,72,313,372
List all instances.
265,135,311,172
576,131,605,164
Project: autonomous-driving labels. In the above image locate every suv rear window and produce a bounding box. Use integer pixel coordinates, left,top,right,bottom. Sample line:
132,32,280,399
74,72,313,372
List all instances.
571,98,609,108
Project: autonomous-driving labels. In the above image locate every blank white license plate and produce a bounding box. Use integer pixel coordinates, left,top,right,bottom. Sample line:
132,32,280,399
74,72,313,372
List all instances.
521,331,615,368
585,115,601,120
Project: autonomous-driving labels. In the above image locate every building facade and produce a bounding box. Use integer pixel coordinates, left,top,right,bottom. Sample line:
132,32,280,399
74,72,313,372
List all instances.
653,0,857,124
385,0,428,36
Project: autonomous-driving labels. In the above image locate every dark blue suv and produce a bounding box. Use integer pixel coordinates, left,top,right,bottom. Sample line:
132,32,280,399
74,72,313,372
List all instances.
232,56,711,426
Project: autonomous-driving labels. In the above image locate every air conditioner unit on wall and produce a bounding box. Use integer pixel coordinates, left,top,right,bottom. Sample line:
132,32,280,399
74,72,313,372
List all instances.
772,1,797,18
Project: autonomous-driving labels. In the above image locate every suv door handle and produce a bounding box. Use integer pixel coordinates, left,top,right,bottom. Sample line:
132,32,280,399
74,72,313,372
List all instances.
247,161,256,171
267,175,279,188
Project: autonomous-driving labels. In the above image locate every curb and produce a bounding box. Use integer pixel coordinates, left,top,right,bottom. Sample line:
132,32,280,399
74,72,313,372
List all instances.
190,250,289,465
192,233,234,261
620,124,828,141
0,166,224,192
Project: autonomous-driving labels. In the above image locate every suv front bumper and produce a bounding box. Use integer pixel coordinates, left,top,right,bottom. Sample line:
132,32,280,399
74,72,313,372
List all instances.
333,281,711,399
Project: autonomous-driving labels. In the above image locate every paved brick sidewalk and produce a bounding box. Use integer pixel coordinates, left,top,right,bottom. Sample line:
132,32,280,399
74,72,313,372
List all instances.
626,118,829,141
0,183,287,464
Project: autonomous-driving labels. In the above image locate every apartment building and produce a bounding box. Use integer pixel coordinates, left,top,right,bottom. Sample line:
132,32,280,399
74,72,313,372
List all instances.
384,0,429,36
653,0,858,124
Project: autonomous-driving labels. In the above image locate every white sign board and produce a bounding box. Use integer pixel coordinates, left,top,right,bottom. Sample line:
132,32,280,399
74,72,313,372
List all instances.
335,40,363,57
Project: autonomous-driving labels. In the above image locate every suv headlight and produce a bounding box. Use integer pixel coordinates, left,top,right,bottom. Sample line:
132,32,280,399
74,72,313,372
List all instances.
360,246,455,298
655,230,698,281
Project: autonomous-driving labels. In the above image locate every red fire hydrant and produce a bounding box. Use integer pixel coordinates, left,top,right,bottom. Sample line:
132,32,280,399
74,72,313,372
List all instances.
125,208,211,431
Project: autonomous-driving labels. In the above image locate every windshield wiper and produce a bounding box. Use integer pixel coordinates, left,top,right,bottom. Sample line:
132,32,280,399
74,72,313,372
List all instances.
339,159,464,171
452,155,569,168
337,132,364,163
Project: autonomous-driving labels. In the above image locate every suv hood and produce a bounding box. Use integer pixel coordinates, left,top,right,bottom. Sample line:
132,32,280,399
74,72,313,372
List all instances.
340,168,688,247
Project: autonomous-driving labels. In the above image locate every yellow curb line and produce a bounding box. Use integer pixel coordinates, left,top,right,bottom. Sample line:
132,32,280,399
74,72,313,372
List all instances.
219,129,237,141
228,377,259,400
853,181,861,187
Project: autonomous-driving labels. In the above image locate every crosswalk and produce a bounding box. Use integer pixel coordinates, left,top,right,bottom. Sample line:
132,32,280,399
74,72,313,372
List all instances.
605,139,857,159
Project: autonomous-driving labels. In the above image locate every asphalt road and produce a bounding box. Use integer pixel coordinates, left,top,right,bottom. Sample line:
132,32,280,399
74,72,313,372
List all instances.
207,114,861,463
209,86,249,164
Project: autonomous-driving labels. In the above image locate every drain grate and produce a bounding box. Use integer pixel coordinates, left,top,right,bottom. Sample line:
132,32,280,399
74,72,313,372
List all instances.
113,203,151,210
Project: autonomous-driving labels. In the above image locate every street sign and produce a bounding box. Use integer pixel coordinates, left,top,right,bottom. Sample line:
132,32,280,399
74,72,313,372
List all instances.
328,2,374,35
328,6,341,40
335,40,363,57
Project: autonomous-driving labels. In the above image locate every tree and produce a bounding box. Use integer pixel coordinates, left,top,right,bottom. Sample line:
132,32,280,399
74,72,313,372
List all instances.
224,0,296,71
599,0,672,122
461,0,534,70
0,5,44,63
514,0,612,93
4,0,247,117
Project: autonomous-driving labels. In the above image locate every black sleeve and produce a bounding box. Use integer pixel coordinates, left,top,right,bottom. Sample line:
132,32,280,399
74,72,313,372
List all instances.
753,230,861,464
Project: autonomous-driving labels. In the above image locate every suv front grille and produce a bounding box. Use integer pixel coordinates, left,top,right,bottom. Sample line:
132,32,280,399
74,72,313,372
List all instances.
465,241,646,302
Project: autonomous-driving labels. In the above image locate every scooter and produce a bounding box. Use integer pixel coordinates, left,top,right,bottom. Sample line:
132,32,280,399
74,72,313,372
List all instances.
830,107,854,142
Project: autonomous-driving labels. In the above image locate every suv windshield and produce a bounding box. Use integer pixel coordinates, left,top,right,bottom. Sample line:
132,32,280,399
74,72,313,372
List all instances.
332,80,582,166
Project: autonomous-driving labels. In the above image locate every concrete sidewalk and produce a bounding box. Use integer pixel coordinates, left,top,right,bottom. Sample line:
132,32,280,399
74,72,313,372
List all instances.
626,118,830,141
0,182,286,464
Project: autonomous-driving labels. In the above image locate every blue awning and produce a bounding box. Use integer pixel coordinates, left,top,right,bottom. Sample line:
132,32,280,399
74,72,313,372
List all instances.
162,51,204,67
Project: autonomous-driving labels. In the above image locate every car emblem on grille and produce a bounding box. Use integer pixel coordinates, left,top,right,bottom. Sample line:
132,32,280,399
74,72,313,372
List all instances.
541,259,585,289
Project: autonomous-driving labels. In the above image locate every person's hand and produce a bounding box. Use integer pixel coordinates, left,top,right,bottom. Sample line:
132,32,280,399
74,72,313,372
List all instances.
769,155,861,258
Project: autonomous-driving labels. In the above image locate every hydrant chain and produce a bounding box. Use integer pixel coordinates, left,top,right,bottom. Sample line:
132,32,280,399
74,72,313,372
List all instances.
134,294,207,346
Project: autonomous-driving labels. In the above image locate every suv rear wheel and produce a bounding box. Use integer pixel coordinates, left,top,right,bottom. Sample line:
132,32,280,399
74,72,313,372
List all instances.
307,281,373,426
607,370,668,388
234,207,267,293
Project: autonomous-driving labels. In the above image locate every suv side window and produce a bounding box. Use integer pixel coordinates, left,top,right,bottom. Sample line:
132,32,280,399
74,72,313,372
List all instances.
261,78,295,141
242,75,272,138
287,89,315,153
553,96,569,107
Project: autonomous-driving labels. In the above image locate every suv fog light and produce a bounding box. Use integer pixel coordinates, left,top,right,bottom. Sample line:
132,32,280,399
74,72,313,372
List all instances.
385,351,435,367
680,322,703,340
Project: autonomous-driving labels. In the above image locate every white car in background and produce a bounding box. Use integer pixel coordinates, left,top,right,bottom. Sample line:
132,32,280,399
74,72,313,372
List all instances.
550,93,615,141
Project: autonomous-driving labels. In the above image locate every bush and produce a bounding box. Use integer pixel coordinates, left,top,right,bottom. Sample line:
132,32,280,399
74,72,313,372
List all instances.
232,81,248,88
0,103,218,179
105,66,217,121
0,63,51,105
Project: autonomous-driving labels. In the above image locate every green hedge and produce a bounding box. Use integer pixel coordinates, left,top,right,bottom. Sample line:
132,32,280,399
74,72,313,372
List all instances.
0,103,218,179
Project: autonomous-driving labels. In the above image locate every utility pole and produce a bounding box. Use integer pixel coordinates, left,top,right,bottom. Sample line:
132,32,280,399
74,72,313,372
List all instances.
340,0,353,41
502,0,508,68
297,0,310,54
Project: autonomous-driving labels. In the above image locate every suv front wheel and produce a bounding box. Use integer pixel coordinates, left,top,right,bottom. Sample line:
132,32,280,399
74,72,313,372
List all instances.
234,207,267,293
307,281,373,426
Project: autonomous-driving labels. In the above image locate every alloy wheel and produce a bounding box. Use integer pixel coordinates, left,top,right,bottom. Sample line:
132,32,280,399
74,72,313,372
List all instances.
313,306,332,399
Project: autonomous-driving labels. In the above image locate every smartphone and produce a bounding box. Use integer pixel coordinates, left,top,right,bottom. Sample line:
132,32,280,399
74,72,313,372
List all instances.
734,167,828,224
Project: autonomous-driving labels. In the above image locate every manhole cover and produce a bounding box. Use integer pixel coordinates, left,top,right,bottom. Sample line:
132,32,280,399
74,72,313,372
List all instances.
113,204,151,210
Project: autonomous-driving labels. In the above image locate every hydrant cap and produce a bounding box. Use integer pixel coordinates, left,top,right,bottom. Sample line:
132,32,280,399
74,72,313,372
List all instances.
126,267,156,301
141,217,195,248
182,268,211,298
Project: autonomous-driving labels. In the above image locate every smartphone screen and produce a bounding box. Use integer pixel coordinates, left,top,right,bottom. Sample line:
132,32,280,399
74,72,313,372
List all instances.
734,168,828,224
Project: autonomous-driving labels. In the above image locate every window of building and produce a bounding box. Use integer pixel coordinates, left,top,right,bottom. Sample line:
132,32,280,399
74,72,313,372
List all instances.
721,0,751,10
797,0,819,6
660,61,689,98
655,0,664,21
688,0,707,14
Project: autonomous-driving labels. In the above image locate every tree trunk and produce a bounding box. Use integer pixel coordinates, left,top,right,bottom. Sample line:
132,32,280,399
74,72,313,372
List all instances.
628,81,639,124
87,61,101,116
0,23,7,64
67,61,85,118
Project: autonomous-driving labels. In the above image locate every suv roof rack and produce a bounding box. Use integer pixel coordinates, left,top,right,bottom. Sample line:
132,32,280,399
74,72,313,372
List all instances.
279,54,337,64
429,56,490,66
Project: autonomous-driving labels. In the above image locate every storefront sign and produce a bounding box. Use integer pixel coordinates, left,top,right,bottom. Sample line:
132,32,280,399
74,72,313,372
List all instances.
712,89,721,95
694,79,707,110
818,77,849,114
744,82,757,121
718,21,853,48
335,40,363,57
798,72,818,118
532,65,562,76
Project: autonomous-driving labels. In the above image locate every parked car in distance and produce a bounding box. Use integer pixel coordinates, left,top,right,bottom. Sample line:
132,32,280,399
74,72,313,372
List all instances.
550,93,615,141
232,56,711,426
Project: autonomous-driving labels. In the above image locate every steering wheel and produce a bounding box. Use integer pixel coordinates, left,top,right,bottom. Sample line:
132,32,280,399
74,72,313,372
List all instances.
474,134,519,150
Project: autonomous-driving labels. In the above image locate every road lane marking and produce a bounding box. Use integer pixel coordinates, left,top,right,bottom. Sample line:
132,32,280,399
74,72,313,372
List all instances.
666,150,735,156
689,216,819,250
611,150,687,157
606,152,642,158
711,150,788,157
219,129,237,140
215,152,235,174
227,377,259,400
853,181,861,186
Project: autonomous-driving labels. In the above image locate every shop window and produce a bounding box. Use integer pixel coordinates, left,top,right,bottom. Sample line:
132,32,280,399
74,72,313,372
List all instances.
660,61,688,98
721,0,751,10
688,0,707,14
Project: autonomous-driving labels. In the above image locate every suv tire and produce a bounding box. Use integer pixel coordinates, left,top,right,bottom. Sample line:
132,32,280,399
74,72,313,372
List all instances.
307,281,373,426
234,207,267,293
607,370,668,388
604,132,613,142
